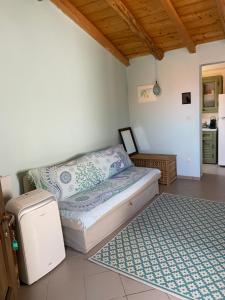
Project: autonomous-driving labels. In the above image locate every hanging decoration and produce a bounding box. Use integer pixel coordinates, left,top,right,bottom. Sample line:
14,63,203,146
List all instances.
153,58,161,96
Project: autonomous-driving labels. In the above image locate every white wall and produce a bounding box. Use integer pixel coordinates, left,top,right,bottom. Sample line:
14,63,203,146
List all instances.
127,41,225,178
0,0,129,195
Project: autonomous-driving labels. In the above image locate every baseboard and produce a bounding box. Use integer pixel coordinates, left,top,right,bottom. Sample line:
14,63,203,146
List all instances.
177,175,201,181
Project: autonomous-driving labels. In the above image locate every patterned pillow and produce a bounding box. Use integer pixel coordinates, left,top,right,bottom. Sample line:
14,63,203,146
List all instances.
28,144,133,200
104,144,133,176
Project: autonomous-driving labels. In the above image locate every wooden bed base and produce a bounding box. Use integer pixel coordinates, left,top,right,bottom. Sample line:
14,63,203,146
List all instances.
62,180,159,253
23,175,159,253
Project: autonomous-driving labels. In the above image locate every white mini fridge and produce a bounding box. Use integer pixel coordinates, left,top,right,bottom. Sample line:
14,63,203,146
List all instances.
6,189,65,285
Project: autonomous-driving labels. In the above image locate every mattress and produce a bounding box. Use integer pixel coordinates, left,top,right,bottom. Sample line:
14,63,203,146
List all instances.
61,168,161,230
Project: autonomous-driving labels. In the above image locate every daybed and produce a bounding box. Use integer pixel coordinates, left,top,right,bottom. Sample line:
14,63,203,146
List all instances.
23,145,161,253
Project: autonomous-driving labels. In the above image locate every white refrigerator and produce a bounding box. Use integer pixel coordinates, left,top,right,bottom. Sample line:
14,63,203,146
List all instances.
218,94,225,166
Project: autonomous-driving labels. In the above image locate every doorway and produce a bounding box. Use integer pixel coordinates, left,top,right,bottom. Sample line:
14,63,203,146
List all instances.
200,62,225,176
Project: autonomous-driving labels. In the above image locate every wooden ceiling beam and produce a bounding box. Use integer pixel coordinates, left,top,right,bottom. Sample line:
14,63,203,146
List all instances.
215,0,225,34
51,0,129,66
105,0,164,60
159,0,196,53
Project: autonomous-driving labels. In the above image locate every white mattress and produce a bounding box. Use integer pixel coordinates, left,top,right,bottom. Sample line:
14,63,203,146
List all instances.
61,168,161,230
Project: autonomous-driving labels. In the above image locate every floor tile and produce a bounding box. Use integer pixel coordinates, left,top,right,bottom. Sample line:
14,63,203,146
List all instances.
160,175,225,202
66,247,84,260
120,275,153,295
85,270,125,300
84,260,109,276
167,294,181,300
19,273,49,300
126,289,169,300
111,297,128,300
47,257,85,300
52,254,84,275
202,164,225,176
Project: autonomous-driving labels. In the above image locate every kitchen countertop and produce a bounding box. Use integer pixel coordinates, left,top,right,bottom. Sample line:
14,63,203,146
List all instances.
202,128,218,131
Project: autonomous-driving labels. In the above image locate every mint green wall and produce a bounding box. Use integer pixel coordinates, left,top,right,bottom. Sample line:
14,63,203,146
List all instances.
0,0,129,195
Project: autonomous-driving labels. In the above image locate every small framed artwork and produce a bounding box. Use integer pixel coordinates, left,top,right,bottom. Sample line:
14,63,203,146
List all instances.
182,92,191,104
137,84,156,103
118,127,138,155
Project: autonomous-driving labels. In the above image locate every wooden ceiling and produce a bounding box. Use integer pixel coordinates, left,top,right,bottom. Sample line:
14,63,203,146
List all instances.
51,0,225,65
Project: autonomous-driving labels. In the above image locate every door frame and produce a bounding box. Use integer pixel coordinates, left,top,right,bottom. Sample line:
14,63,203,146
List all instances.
199,61,225,176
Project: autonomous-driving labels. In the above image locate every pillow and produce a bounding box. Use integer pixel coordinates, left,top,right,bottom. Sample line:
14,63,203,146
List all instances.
104,144,133,176
28,144,133,200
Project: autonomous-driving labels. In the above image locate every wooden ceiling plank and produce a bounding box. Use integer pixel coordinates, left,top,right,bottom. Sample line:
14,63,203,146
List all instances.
105,0,164,60
51,0,129,66
172,0,201,9
70,0,99,9
215,0,225,34
172,0,213,12
77,1,109,15
159,0,196,53
193,33,225,44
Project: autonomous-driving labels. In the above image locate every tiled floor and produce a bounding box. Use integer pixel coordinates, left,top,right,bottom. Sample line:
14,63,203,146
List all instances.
19,174,225,300
202,163,225,176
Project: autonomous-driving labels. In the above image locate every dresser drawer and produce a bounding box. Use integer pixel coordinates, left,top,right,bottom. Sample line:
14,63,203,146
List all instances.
202,132,213,140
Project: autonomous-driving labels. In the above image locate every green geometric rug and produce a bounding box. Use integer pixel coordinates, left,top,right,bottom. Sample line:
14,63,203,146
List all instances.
89,193,225,300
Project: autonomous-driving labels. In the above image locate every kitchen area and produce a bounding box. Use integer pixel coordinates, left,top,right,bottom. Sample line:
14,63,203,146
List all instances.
201,63,225,175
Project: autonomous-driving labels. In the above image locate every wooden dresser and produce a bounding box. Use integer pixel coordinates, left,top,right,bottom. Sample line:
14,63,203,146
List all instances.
202,130,217,164
0,178,19,300
130,153,177,185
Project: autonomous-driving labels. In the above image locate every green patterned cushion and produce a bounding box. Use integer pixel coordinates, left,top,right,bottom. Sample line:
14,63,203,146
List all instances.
28,144,133,200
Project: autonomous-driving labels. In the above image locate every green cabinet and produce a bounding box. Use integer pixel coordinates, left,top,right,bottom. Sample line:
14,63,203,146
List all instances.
202,131,217,164
202,76,223,113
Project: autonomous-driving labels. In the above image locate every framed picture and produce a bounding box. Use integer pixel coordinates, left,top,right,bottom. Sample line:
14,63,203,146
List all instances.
137,84,156,103
118,127,138,155
182,92,191,104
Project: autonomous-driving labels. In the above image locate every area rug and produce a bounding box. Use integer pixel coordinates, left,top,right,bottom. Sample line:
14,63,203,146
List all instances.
89,193,225,300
